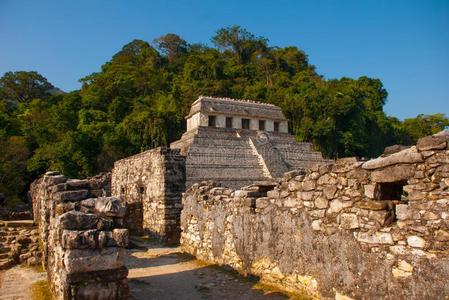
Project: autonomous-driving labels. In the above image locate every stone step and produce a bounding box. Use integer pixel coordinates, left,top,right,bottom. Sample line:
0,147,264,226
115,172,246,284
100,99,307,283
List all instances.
0,252,10,259
0,258,14,270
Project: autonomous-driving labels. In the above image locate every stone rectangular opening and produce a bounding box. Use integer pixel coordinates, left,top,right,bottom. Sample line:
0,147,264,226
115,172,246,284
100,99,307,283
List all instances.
378,181,406,201
242,118,250,129
274,121,279,132
259,120,265,131
208,115,216,127
226,117,233,128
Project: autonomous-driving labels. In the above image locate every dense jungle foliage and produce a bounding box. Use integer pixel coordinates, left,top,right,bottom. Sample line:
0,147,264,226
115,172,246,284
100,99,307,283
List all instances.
1,26,448,205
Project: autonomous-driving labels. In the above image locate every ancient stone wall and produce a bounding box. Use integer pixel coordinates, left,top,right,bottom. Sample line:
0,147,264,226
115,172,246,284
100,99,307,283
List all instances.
180,132,449,299
0,221,41,270
112,147,185,244
30,172,128,300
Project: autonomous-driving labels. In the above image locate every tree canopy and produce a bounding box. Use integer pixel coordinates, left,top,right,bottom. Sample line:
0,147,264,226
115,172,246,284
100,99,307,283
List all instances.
0,26,447,206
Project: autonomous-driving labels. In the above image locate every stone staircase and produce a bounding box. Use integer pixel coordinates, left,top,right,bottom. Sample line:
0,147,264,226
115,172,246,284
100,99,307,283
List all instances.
180,127,270,189
0,220,41,270
171,127,329,189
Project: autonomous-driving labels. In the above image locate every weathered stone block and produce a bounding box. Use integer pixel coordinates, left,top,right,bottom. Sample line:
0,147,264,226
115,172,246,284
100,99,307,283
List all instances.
61,230,97,249
407,235,426,248
94,197,126,218
323,185,337,199
363,184,377,199
355,200,388,211
57,211,98,230
339,213,359,229
315,197,329,209
417,135,447,151
302,180,316,191
395,204,411,220
63,248,126,274
371,164,415,183
56,190,89,202
362,147,422,170
355,231,394,245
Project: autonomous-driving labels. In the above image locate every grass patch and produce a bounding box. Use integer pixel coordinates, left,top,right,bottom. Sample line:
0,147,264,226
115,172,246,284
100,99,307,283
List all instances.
31,280,52,300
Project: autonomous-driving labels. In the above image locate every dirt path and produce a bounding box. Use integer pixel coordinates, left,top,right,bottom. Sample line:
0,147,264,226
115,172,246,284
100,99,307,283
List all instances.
126,240,289,300
0,266,46,300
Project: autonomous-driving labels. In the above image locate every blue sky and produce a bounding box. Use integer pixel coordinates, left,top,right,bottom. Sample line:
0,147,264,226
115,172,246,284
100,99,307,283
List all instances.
1,0,448,119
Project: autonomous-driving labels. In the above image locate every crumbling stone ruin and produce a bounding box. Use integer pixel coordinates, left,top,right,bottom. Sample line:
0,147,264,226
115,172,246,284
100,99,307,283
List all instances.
0,220,41,270
15,95,448,299
171,96,327,189
111,147,185,244
30,171,129,300
180,131,449,299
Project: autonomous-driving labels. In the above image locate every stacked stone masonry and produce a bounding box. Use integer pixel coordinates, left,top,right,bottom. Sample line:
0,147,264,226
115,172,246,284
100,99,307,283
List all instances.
180,131,449,299
0,221,42,270
112,147,185,244
30,171,128,300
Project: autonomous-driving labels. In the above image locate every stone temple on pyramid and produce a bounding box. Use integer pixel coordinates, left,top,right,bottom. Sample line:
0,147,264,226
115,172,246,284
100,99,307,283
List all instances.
170,96,327,189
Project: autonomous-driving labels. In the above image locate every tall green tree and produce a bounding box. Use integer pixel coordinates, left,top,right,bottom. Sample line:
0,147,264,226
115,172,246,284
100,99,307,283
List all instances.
0,71,55,103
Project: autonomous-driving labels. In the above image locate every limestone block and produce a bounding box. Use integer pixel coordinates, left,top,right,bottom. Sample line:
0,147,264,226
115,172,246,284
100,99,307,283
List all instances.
314,197,329,209
417,135,447,151
395,204,411,220
355,231,394,245
407,236,426,248
339,213,359,229
371,164,415,183
94,197,126,218
323,185,337,199
362,147,423,170
56,190,89,202
63,248,126,274
364,184,377,199
311,219,322,231
317,174,337,185
355,201,388,211
57,211,98,230
328,199,344,214
368,210,390,226
61,229,97,249
302,180,316,191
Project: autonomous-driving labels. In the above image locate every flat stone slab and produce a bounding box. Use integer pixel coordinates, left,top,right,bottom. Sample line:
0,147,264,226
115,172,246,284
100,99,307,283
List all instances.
0,220,35,228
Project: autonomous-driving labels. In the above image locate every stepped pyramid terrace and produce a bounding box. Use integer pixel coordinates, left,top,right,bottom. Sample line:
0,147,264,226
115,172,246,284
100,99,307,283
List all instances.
170,96,328,189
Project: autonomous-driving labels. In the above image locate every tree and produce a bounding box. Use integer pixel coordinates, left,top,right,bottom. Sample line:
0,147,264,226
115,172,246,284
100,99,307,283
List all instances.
399,114,449,144
153,34,188,62
212,25,268,63
0,71,55,103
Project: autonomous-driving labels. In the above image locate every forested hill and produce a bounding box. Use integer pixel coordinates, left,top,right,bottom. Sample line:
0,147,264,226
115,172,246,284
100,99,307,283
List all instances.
1,26,448,205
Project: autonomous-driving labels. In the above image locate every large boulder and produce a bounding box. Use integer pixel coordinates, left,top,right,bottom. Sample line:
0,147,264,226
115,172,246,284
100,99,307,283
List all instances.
417,135,448,151
362,147,422,170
